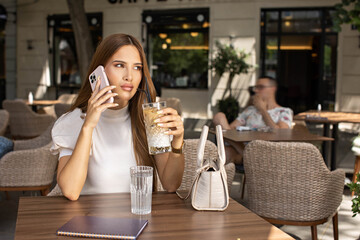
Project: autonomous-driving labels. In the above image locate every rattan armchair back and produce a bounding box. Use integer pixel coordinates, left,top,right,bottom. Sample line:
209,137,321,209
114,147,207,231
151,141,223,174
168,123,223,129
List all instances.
179,139,235,191
3,100,55,139
0,125,58,197
0,109,9,136
243,140,345,240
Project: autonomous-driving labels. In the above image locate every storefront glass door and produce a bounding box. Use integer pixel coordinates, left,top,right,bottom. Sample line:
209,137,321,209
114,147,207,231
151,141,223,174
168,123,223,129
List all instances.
143,8,209,94
261,8,337,113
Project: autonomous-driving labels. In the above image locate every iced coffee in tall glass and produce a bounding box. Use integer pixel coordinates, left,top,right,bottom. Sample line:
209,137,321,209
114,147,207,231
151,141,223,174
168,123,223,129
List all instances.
142,101,172,155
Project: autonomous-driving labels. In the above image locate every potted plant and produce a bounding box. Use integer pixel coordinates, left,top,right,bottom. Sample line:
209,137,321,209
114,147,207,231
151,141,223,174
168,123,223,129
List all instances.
210,41,253,123
349,135,360,217
348,173,360,217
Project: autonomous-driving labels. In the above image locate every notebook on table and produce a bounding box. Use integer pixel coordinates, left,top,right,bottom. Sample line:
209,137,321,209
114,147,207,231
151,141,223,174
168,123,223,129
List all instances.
56,216,148,239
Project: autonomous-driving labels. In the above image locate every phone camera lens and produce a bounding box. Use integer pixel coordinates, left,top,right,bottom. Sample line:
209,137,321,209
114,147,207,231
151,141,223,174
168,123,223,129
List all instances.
90,75,96,83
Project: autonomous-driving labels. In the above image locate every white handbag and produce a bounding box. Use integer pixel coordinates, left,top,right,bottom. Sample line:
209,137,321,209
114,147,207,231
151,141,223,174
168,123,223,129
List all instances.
177,125,229,211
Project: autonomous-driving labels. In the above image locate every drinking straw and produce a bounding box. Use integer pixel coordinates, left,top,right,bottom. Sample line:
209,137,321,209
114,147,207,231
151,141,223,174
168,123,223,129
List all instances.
144,77,151,103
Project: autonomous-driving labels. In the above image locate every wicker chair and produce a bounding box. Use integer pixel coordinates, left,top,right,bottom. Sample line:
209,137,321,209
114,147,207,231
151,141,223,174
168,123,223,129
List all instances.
48,139,236,196
243,140,345,240
13,123,53,150
0,109,9,136
38,94,77,117
2,100,56,139
178,139,235,191
0,124,58,199
57,93,77,104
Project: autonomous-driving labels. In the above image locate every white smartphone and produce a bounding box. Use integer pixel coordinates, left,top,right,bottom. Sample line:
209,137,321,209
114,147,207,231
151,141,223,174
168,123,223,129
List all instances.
89,65,114,104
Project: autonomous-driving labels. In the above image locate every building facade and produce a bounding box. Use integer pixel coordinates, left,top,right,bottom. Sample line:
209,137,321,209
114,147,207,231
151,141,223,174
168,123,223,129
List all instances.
2,0,360,118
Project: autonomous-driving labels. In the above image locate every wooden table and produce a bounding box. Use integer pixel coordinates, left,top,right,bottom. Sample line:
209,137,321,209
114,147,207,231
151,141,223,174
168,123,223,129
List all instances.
295,111,360,170
25,99,61,112
217,128,333,143
15,192,293,240
295,111,360,124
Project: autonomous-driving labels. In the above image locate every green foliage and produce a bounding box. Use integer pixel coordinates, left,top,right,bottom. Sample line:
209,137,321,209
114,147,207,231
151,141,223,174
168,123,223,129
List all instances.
210,41,253,120
347,173,360,217
333,0,360,32
152,33,208,81
210,41,252,85
218,96,240,123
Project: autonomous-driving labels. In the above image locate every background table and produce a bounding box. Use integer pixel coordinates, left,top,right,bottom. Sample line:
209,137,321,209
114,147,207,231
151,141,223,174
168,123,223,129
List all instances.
213,128,333,143
25,99,61,112
295,111,360,170
15,192,293,240
295,111,360,124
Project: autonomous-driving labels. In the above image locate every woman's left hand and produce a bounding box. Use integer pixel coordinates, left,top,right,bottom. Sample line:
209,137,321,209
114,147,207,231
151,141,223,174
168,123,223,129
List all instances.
154,108,184,140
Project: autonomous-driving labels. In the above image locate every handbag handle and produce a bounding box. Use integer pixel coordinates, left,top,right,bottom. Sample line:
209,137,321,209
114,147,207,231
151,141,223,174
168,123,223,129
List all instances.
177,125,208,200
197,125,209,168
215,125,226,166
176,125,227,200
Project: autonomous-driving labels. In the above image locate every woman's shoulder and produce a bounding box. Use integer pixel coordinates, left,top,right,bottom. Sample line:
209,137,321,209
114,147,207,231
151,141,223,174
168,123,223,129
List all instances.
51,108,85,153
52,108,85,136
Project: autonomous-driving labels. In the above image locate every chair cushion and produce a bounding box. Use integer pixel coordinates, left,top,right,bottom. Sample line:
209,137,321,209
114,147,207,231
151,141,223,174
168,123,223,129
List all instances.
0,136,14,158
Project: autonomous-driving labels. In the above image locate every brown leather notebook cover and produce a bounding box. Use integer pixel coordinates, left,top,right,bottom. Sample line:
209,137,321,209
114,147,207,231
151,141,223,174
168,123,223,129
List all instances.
56,216,148,239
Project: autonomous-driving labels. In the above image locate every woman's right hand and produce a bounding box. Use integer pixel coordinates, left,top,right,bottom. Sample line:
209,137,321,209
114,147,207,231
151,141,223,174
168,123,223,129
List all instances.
83,80,118,129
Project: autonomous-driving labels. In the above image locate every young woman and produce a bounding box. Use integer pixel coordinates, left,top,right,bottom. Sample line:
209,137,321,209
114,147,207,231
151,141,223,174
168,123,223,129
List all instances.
51,34,184,201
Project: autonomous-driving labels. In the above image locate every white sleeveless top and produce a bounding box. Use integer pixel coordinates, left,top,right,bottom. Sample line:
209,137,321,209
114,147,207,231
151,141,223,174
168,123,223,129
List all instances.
50,105,136,195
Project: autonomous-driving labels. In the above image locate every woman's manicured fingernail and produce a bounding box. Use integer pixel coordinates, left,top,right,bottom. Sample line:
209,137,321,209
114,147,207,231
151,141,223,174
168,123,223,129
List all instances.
114,103,119,106
157,110,163,114
157,123,163,127
111,85,116,89
154,119,160,123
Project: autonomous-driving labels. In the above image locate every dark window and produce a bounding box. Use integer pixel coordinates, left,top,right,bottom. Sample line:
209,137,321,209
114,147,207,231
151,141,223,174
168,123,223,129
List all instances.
260,8,337,113
0,4,6,106
143,8,209,92
47,13,102,97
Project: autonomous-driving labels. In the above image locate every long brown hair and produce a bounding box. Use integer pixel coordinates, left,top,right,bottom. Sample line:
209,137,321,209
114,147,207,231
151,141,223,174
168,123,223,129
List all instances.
70,33,157,182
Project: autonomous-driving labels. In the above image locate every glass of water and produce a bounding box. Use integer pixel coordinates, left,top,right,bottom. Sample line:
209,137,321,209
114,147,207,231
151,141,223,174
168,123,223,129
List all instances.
130,166,153,215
